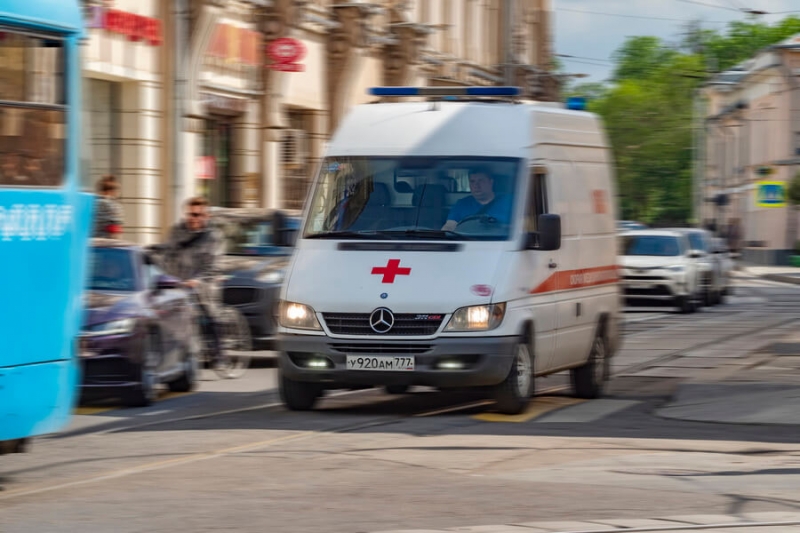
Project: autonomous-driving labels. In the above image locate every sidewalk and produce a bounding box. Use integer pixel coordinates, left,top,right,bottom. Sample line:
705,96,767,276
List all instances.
655,325,800,425
742,264,800,285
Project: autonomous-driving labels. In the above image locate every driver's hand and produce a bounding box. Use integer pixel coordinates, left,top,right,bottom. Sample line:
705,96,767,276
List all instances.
441,220,457,231
184,279,201,289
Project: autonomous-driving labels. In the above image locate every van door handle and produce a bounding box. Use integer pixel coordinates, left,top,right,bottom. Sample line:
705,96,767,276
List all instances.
548,260,557,269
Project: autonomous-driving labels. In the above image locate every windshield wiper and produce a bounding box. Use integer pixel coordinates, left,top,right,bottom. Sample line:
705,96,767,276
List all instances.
305,231,390,240
378,229,475,240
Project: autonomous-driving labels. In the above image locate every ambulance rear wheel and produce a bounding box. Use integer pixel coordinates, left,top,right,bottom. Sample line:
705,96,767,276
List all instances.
279,372,322,411
493,339,534,415
571,324,609,399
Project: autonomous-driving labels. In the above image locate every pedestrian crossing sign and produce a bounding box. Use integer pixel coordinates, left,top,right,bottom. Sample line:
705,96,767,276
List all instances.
756,181,786,208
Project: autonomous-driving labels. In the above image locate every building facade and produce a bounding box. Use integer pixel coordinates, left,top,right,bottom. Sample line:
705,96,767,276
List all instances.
700,34,800,265
78,0,556,243
80,0,169,243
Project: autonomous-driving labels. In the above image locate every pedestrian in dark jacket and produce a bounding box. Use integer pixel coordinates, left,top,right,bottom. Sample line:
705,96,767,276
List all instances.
93,175,124,238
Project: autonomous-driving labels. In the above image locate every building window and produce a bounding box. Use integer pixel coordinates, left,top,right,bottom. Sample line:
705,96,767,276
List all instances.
82,78,121,191
282,111,311,211
199,118,233,207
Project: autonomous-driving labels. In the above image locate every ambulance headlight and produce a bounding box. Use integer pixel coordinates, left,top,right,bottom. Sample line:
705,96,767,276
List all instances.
445,303,506,332
278,301,322,331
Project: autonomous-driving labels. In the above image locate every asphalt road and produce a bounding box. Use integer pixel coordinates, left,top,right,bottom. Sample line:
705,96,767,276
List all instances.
1,273,799,533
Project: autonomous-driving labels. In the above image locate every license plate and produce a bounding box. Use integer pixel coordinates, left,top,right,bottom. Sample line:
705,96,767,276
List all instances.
346,356,415,371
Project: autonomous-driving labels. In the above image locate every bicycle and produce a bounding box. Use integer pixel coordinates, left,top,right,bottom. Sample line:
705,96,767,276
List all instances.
187,284,252,379
145,244,251,379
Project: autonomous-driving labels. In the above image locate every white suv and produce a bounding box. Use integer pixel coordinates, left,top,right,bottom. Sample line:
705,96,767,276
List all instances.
620,230,702,313
671,228,725,306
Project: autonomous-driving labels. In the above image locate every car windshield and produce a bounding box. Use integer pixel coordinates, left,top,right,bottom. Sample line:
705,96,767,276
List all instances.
221,219,280,256
687,232,707,251
623,235,681,257
303,157,521,241
89,248,137,291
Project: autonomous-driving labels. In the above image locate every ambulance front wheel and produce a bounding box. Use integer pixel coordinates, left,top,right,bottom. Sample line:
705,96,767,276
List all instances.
492,338,534,415
280,371,323,411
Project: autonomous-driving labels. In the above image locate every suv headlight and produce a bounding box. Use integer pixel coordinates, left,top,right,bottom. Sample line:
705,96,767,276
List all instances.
445,303,506,332
667,265,685,272
257,269,285,284
278,301,322,331
84,318,136,336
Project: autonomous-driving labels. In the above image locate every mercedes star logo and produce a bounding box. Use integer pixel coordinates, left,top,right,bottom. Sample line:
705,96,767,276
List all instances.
369,307,395,334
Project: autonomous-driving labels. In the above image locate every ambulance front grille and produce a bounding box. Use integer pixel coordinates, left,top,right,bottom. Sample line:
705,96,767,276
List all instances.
322,313,444,336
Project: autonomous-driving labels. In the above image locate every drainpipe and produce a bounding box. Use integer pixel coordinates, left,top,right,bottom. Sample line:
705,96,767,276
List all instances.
172,0,188,224
503,0,515,86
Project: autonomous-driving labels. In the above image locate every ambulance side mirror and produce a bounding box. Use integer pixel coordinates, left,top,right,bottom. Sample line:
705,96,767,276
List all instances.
535,214,561,251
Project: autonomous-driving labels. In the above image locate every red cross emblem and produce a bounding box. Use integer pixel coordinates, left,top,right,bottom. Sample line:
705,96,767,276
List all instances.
371,259,411,284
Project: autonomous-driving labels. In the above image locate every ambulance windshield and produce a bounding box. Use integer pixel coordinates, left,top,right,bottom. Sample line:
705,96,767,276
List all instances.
303,157,520,241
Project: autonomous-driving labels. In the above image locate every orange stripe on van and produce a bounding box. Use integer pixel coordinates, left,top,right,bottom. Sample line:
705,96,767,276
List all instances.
530,265,619,294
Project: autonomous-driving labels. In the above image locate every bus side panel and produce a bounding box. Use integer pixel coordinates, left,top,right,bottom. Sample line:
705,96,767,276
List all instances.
0,190,93,367
0,191,93,440
0,358,79,441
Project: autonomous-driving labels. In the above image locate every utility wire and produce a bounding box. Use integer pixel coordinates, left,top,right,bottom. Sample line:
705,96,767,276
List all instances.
557,6,727,23
673,0,741,12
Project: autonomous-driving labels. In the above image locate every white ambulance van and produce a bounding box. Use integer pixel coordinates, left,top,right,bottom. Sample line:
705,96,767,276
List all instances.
276,87,621,414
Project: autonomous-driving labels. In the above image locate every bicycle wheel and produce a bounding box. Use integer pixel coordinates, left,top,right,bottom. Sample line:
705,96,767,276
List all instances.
214,306,252,379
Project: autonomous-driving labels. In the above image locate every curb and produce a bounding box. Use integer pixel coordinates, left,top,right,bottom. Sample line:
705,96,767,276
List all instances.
373,512,800,533
762,273,800,285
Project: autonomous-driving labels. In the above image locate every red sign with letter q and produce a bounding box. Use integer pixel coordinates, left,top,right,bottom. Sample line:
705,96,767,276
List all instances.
266,37,306,72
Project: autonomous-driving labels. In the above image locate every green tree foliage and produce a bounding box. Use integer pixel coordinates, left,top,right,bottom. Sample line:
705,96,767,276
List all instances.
576,16,800,224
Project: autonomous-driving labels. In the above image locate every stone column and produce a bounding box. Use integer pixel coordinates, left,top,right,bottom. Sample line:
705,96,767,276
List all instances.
232,99,261,207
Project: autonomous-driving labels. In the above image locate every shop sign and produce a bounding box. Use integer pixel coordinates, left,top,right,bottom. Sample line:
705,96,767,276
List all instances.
196,156,216,180
86,5,163,46
266,38,306,72
206,23,262,67
200,93,249,115
756,181,786,208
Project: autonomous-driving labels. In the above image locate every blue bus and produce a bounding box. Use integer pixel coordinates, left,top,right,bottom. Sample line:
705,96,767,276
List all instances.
0,0,93,454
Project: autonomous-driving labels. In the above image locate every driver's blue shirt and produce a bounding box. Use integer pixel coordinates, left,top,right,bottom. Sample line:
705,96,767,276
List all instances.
447,194,513,224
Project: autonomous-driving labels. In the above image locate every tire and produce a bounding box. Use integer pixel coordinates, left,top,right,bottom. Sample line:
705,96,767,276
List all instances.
492,337,534,415
676,295,693,314
279,371,322,411
168,347,198,393
125,331,159,408
214,307,252,379
385,384,410,395
571,324,609,399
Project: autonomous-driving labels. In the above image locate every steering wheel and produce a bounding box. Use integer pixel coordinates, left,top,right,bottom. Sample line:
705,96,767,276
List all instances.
455,214,500,227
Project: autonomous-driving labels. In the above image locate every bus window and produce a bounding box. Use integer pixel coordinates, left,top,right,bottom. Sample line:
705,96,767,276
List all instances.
0,30,66,187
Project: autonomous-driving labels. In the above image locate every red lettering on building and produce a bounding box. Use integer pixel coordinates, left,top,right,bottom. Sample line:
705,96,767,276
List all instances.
100,9,162,46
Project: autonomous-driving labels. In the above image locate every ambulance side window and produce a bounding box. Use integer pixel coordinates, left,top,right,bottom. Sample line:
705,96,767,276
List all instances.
525,170,549,233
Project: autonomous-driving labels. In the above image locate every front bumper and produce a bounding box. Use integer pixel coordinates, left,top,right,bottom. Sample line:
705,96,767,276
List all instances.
278,334,517,389
222,283,280,350
622,271,688,301
79,332,142,393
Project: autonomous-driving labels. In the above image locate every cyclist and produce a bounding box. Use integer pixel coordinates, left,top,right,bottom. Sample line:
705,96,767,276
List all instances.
157,196,226,368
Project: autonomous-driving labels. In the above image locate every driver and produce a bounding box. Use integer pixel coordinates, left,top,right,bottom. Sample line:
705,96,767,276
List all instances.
441,167,512,231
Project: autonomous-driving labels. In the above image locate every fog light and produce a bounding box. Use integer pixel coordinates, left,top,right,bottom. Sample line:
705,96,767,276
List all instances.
437,360,465,370
306,357,332,369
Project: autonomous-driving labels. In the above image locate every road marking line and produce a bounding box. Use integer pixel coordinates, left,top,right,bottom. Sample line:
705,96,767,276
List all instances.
73,406,116,416
73,391,195,416
473,396,585,423
0,431,310,501
414,400,494,417
534,399,640,424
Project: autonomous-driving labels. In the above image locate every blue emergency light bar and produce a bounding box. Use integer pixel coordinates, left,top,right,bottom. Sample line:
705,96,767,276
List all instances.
368,86,522,97
566,96,587,110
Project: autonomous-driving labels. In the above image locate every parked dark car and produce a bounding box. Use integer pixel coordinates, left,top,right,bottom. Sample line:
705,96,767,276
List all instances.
213,208,301,350
81,239,198,407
